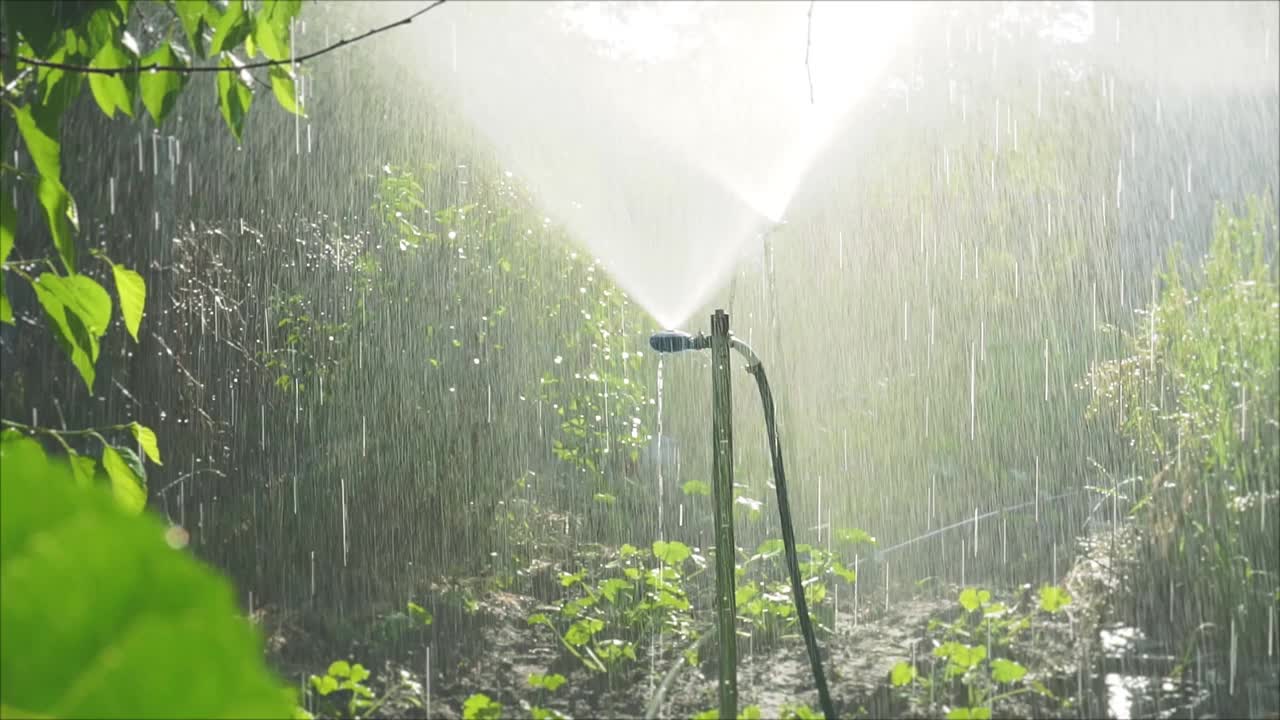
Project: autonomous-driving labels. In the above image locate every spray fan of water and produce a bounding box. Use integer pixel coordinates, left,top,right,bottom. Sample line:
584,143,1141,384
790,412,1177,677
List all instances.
379,0,916,328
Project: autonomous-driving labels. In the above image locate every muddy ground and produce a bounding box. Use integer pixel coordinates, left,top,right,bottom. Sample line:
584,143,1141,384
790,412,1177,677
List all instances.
258,528,1279,719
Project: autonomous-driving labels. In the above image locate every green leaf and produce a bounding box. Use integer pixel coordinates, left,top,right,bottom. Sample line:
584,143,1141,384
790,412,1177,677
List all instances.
890,661,917,687
652,540,691,565
1038,585,1071,613
309,674,338,696
959,587,990,612
592,492,615,506
739,706,763,720
326,660,350,678
101,444,145,514
87,40,134,118
462,693,502,720
31,273,113,391
527,672,566,692
129,422,162,465
1,193,13,325
347,664,369,684
0,439,294,717
836,527,877,545
11,105,77,272
216,57,253,142
564,618,602,646
681,480,710,497
209,1,253,55
990,658,1027,683
267,63,301,115
693,710,719,720
253,13,289,61
755,538,784,558
68,452,96,488
407,601,432,626
172,1,208,57
138,43,189,124
111,263,145,341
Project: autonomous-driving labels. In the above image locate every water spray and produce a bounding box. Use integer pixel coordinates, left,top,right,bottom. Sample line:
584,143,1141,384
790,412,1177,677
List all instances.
649,311,836,720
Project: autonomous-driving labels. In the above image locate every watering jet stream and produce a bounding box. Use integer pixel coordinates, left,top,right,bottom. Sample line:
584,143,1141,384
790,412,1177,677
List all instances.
647,312,836,720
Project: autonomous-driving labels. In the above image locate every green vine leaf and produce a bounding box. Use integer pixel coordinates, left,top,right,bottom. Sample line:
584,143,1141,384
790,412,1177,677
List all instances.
111,263,146,342
1038,585,1071,613
890,661,917,687
11,105,77,272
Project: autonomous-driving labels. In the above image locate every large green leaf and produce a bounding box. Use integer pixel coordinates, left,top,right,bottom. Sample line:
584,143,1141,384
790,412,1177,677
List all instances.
110,263,145,341
30,272,112,391
87,39,135,118
6,1,110,55
138,43,189,124
0,434,296,718
100,444,145,514
216,57,253,142
11,104,78,273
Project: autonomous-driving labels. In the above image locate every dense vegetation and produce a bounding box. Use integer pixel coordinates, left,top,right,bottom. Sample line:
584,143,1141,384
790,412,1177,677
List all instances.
1,2,1276,719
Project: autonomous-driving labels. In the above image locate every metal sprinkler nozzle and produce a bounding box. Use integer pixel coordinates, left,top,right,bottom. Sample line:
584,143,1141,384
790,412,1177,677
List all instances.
649,329,710,353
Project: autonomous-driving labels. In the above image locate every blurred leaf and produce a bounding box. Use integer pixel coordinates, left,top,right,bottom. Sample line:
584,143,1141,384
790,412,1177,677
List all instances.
890,661,917,687
462,693,502,720
0,436,294,717
407,601,432,626
681,480,710,497
990,658,1027,683
326,661,350,678
652,540,690,565
836,527,877,545
31,272,112,391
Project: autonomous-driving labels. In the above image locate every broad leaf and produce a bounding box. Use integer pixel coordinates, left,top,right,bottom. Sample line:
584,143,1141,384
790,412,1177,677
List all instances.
172,0,208,57
0,439,294,717
216,57,253,142
209,1,252,56
129,422,162,465
87,40,134,118
11,105,77,272
139,43,189,124
652,539,691,565
31,272,113,391
990,658,1028,683
268,64,302,115
111,263,145,341
101,444,145,514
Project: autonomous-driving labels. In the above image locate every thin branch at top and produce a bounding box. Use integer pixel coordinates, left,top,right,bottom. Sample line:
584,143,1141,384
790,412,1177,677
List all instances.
805,1,815,104
0,0,447,76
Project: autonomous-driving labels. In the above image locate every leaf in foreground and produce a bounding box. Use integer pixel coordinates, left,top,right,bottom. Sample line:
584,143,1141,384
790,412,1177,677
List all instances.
0,436,294,718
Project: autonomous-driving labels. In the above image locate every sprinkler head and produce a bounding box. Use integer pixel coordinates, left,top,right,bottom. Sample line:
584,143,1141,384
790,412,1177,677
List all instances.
649,330,710,353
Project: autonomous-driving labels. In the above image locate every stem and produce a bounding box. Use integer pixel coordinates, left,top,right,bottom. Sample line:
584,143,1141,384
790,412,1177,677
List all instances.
2,418,132,437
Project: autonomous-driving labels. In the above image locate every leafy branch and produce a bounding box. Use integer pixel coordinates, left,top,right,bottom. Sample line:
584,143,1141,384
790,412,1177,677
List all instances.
0,1,447,76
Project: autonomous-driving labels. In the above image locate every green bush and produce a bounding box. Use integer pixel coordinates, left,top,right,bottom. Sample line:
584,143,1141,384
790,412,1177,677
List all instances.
1087,197,1279,654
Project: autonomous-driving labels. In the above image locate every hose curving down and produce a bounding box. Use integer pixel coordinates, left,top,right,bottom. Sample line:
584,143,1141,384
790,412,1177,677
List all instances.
744,358,837,720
